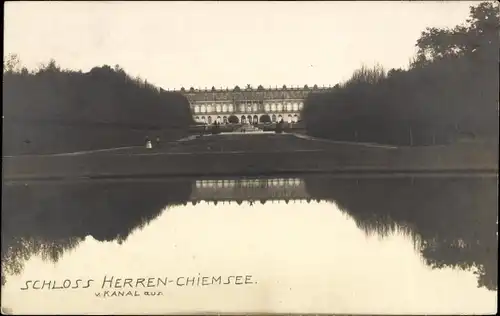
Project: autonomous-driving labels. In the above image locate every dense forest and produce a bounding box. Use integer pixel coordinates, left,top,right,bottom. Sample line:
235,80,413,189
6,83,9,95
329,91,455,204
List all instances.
302,2,499,146
3,59,193,154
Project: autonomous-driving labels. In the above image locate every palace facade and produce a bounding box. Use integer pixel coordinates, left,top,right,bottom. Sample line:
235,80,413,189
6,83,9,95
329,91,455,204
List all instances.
178,85,331,125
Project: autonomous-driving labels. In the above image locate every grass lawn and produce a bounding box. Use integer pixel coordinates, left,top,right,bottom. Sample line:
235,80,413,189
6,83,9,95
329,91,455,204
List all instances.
3,133,497,180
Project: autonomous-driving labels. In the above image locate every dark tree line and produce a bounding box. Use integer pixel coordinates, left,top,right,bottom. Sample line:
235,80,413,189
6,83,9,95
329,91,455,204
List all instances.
3,59,194,154
302,2,499,146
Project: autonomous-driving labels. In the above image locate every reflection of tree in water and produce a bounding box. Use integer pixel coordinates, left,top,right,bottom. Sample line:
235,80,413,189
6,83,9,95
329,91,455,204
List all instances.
1,237,83,286
304,176,498,291
1,179,193,286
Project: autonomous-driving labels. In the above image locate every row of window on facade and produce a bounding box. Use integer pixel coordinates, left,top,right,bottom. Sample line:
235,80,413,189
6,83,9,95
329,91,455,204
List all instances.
192,102,304,114
195,178,302,188
194,114,299,124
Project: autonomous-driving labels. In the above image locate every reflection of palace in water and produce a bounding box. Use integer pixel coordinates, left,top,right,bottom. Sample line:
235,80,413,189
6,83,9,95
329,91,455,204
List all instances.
190,178,313,203
1,176,496,294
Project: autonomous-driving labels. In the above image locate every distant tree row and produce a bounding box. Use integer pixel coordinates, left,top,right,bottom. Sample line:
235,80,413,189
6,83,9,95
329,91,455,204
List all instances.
302,2,499,146
3,58,194,154
3,59,193,127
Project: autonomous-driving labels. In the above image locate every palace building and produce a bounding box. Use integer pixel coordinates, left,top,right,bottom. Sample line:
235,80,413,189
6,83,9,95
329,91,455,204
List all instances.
178,85,331,125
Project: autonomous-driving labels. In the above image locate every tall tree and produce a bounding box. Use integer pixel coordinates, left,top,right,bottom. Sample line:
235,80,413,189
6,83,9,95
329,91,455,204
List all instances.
3,53,21,73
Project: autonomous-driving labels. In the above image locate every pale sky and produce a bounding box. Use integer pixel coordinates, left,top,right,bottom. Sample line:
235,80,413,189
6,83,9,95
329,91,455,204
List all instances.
4,1,476,90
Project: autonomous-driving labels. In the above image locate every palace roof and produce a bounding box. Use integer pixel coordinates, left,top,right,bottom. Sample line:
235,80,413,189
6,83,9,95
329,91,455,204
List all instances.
174,85,332,102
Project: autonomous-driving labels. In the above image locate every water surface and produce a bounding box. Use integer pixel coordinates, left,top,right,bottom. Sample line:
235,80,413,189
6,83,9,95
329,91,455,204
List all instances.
1,175,497,314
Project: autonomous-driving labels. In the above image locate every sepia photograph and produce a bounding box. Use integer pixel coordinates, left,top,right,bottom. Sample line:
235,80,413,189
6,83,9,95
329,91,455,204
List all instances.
2,1,499,315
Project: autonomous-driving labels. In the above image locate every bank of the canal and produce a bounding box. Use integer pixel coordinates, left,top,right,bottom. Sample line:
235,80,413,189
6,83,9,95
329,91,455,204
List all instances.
3,134,498,180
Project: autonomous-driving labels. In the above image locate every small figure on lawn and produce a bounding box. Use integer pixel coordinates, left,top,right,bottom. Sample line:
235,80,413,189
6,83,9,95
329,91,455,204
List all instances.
145,136,152,149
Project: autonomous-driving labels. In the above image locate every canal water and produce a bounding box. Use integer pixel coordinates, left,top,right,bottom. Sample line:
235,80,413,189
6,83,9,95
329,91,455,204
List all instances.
1,174,498,314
